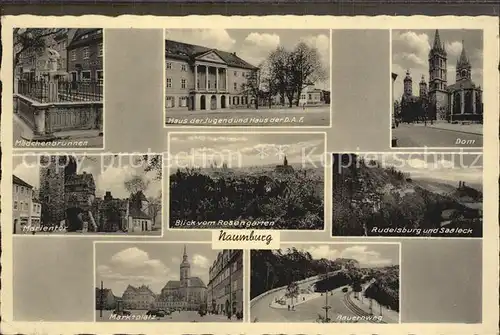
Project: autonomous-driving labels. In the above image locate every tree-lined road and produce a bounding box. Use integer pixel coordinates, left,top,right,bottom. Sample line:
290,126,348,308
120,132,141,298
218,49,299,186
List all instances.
392,124,482,148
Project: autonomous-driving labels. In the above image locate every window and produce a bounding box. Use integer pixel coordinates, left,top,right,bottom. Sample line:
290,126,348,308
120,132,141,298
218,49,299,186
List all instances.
98,43,103,57
81,71,91,81
181,64,187,71
166,62,172,69
96,70,104,86
233,83,237,90
83,47,90,59
24,203,28,211
14,201,18,210
181,79,186,89
166,78,172,88
208,80,211,89
15,185,18,193
308,94,312,100
234,71,237,76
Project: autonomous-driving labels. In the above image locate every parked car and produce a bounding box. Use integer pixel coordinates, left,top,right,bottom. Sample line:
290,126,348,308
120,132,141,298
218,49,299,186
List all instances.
146,309,165,317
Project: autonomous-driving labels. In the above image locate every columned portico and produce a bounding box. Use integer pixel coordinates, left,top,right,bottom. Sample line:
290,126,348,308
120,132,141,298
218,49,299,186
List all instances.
191,93,229,111
194,62,228,93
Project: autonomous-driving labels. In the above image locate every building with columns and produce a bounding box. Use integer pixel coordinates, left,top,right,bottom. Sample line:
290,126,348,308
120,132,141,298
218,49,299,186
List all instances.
397,30,483,123
165,40,258,111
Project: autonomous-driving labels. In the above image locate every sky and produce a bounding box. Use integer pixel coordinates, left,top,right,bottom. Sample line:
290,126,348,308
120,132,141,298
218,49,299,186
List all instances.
360,153,483,188
392,29,483,100
285,243,400,267
12,154,162,199
168,133,325,169
165,29,330,90
95,243,221,296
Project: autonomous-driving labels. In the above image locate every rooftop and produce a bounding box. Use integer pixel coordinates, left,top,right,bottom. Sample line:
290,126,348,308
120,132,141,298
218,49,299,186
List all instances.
166,39,257,70
13,175,33,188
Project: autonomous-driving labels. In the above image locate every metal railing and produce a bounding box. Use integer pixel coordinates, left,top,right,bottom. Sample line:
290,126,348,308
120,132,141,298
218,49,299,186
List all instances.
17,79,103,103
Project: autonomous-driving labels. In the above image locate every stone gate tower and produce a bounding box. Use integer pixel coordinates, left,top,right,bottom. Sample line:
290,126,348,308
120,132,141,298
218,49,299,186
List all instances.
39,156,67,225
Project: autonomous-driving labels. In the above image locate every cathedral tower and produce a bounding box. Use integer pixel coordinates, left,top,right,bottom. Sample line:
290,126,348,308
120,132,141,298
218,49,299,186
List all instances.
456,40,472,82
428,29,448,116
180,245,191,288
403,70,413,96
419,75,428,98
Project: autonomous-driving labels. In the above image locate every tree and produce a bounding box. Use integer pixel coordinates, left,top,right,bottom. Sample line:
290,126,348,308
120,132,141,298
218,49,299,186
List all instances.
285,281,299,307
124,175,150,195
241,68,262,109
290,42,327,106
13,28,65,69
266,46,294,106
147,196,162,227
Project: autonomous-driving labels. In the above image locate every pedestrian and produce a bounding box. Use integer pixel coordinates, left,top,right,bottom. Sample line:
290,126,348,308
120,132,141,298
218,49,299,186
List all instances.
287,305,290,311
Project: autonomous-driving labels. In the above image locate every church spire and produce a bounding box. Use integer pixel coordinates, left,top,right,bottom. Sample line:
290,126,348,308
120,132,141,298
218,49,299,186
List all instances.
457,39,470,66
430,29,447,56
433,29,442,49
183,244,187,261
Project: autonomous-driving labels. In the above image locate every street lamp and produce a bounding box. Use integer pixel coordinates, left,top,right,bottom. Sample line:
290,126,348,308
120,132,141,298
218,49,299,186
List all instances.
322,289,331,322
99,280,103,318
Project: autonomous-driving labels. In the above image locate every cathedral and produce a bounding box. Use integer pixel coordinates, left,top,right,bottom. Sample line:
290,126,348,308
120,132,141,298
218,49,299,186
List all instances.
398,30,483,123
154,245,207,311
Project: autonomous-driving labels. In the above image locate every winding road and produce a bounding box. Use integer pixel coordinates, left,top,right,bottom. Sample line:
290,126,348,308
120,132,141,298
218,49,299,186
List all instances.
250,273,359,323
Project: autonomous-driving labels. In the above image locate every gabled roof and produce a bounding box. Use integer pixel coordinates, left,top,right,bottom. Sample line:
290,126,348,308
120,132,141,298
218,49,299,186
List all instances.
163,280,180,289
447,79,478,91
165,40,257,70
13,175,33,188
67,28,103,50
189,276,207,288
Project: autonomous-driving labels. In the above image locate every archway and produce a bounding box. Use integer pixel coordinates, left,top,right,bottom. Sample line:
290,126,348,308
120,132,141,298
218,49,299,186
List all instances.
221,95,226,108
236,96,240,105
189,96,195,110
210,95,217,110
200,95,206,110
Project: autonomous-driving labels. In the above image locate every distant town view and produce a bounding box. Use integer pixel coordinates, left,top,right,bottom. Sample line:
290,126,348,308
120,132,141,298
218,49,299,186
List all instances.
250,244,400,323
12,154,162,235
168,133,325,230
13,28,104,148
332,153,483,237
95,244,244,322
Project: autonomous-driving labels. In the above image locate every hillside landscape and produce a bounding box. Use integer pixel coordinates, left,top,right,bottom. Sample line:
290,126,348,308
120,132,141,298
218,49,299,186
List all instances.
332,154,483,237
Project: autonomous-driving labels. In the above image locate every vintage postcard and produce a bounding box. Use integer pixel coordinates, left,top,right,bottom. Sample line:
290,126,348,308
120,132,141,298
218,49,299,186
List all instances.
0,14,498,335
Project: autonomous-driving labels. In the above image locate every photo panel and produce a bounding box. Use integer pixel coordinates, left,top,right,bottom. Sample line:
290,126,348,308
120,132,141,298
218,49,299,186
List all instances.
11,153,162,236
391,29,483,149
332,152,483,237
13,28,105,149
166,132,326,230
164,29,331,127
250,243,401,324
94,242,245,323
